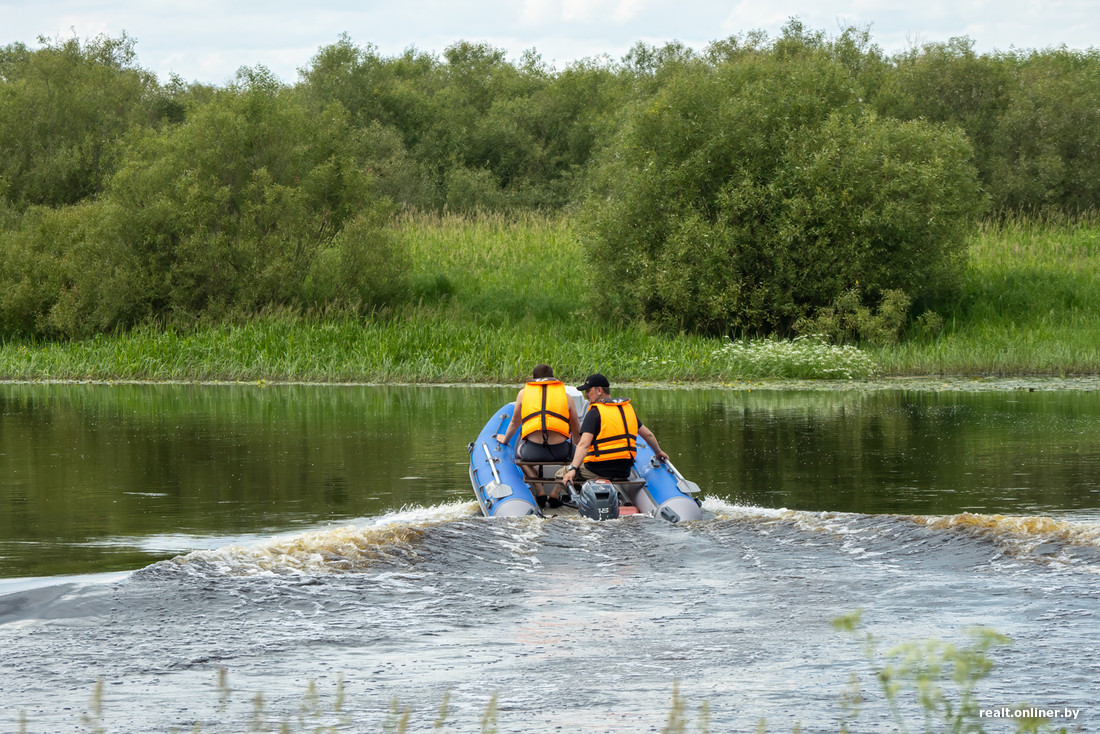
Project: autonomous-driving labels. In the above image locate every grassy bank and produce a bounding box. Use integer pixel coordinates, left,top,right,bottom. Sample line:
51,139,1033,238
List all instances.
1,212,1097,382
873,213,1100,375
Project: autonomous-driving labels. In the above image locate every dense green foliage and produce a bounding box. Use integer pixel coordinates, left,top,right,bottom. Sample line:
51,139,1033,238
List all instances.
875,39,1100,214
3,212,1100,381
0,35,165,210
1,24,1098,341
0,66,403,337
299,36,627,211
584,46,983,335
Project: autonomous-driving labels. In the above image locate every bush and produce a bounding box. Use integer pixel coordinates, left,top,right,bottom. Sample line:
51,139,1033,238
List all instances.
875,40,1100,214
583,47,984,337
0,205,91,336
0,67,407,338
0,34,159,211
302,208,408,308
444,166,505,213
988,49,1100,213
794,289,912,346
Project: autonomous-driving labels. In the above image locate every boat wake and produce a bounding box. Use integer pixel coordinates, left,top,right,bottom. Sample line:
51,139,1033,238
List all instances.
702,497,1100,574
5,499,1100,734
911,511,1100,572
124,497,1100,581
142,501,480,577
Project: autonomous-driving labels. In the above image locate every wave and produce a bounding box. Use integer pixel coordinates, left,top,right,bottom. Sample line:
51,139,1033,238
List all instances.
910,512,1100,569
913,511,1100,542
702,497,1100,572
149,501,480,577
140,497,1100,580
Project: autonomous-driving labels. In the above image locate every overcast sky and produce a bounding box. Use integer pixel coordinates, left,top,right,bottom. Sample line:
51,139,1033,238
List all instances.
3,0,1097,85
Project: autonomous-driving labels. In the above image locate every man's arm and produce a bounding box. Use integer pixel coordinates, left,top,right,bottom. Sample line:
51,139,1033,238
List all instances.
495,391,524,444
562,432,594,483
638,424,669,462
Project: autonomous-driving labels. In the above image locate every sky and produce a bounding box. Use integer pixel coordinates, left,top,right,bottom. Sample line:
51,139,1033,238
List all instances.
3,0,1098,85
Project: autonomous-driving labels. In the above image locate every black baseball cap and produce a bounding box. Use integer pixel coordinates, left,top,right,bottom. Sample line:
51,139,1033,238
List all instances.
577,373,610,391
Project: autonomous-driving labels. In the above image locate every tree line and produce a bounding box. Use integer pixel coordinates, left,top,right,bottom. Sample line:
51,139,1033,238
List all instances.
1,22,1097,339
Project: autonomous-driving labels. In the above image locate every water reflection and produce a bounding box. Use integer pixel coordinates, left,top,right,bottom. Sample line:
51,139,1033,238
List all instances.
2,382,1099,577
0,383,514,575
639,388,1100,517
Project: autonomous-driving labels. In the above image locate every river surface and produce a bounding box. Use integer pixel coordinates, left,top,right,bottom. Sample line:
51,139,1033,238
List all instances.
1,382,1098,732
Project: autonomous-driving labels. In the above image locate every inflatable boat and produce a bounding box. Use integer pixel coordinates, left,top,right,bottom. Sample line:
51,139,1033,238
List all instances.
468,399,703,522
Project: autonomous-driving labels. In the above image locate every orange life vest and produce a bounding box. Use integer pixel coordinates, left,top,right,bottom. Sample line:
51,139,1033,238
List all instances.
586,399,638,463
520,379,571,440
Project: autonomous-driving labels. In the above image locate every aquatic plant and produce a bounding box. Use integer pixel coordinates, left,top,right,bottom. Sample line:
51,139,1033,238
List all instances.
15,643,1080,734
663,681,711,734
831,611,1071,734
710,334,878,379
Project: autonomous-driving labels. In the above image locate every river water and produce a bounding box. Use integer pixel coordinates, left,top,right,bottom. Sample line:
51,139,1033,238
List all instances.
1,382,1097,732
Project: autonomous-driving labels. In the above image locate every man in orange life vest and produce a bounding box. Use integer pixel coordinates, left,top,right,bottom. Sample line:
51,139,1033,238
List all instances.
495,364,582,507
560,373,669,486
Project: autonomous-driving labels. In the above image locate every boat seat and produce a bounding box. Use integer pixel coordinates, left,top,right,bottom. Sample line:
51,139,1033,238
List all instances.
522,477,645,487
516,462,645,491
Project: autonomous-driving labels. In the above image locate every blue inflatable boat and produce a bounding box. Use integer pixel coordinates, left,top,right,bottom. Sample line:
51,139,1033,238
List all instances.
468,400,703,522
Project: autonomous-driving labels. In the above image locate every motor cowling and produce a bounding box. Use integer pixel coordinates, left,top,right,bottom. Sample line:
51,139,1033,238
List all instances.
577,480,620,521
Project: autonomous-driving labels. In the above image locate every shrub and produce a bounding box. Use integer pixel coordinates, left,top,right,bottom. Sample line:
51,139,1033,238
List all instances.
444,166,505,213
988,49,1100,213
875,39,1100,214
0,34,159,211
0,67,407,337
302,208,408,309
0,205,93,336
583,46,984,337
794,289,912,346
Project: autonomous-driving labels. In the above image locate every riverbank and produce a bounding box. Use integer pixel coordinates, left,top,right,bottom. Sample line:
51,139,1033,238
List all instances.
5,376,1100,394
1,212,1097,382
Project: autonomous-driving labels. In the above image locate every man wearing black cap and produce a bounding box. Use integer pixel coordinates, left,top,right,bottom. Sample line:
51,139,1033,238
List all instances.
560,373,669,486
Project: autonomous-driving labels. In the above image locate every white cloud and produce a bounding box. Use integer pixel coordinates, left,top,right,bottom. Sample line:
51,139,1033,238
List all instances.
522,0,557,24
613,0,648,23
521,0,649,26
721,1,797,35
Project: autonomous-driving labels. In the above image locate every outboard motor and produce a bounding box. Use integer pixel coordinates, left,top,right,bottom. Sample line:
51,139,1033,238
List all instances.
577,480,620,521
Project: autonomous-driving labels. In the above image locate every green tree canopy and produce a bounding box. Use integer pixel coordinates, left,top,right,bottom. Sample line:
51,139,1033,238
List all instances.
0,67,405,337
0,34,161,210
583,41,984,336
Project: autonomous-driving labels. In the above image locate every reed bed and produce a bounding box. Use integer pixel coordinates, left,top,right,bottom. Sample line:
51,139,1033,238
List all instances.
1,210,1098,382
0,311,825,383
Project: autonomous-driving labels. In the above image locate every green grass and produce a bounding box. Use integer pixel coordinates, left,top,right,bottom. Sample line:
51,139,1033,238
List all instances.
398,209,582,324
1,210,1098,382
872,212,1100,375
0,309,746,383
